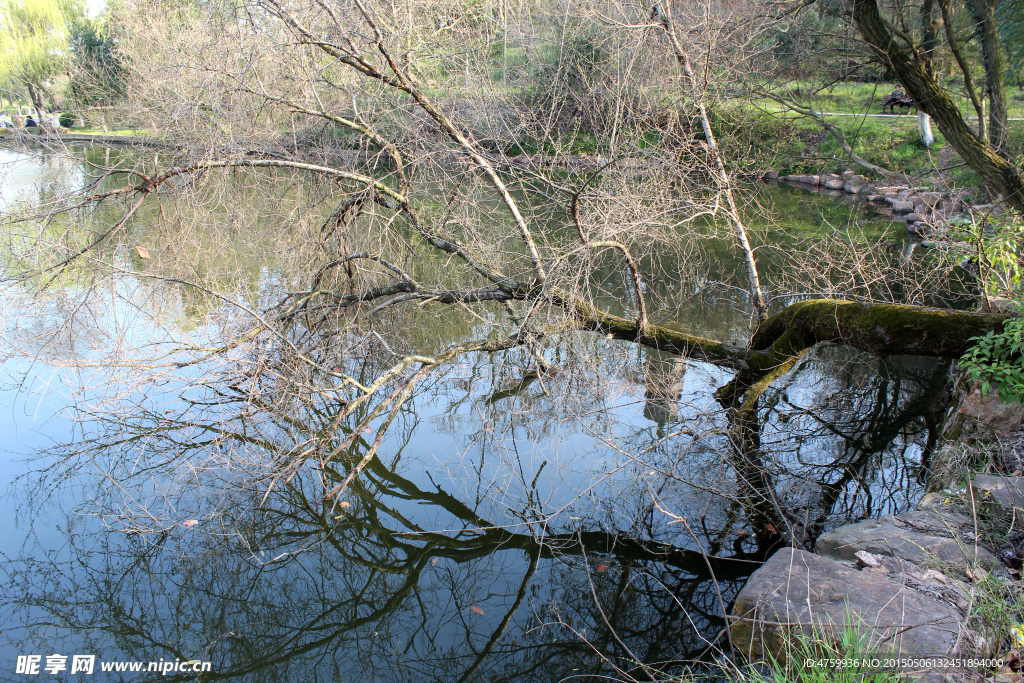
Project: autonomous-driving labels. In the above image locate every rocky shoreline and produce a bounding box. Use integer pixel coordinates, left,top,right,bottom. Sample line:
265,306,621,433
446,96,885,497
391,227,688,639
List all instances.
763,169,1005,239
731,446,1024,675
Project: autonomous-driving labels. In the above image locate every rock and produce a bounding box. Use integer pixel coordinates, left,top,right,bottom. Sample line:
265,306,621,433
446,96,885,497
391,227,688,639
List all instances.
731,549,963,665
971,475,1024,520
855,550,882,567
896,506,973,532
890,201,916,214
824,179,845,190
906,212,924,223
856,553,972,612
898,189,915,201
815,515,996,569
917,192,943,208
984,296,1019,316
958,385,1024,437
842,170,855,180
843,181,866,194
764,171,779,180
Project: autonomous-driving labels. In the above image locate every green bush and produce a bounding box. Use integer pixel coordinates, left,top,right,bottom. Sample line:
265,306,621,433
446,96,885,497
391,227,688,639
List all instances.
960,316,1024,403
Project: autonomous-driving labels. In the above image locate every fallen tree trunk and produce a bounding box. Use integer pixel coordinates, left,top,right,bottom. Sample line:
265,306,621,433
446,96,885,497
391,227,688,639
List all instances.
572,298,1004,374
747,299,1004,359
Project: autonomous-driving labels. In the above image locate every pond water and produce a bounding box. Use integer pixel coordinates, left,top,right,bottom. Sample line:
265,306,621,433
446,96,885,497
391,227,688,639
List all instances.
0,143,960,681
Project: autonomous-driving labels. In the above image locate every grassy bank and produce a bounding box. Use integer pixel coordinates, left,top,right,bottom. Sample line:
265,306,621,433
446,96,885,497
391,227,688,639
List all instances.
717,104,1024,194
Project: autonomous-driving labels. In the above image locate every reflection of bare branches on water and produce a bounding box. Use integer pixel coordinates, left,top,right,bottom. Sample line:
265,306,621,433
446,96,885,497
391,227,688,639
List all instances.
734,345,951,547
2,377,761,682
0,0,978,676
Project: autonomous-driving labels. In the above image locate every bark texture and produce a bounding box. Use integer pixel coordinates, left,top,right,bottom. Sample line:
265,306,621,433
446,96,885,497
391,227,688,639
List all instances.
748,299,1004,359
968,0,1008,147
577,298,1004,373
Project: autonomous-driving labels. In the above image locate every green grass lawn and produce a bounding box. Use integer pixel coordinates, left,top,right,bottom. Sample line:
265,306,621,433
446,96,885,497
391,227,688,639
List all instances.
65,127,154,136
718,94,1024,192
754,80,1024,118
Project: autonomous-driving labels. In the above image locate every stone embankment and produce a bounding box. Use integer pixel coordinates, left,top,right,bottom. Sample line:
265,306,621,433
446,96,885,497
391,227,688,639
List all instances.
763,169,1004,238
731,476,1023,670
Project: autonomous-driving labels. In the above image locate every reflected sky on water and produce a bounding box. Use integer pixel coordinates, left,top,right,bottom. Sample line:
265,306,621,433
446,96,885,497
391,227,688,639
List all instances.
0,143,955,681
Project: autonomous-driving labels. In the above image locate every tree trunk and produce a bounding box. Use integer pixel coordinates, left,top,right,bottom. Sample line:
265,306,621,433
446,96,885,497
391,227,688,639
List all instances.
572,297,1004,375
919,111,935,147
748,298,1003,359
852,0,1024,211
968,0,1008,148
25,81,46,116
919,0,937,148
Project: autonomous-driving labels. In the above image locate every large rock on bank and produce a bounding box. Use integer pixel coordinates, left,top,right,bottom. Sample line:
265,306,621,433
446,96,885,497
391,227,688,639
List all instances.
971,474,1024,521
730,548,964,664
815,514,996,570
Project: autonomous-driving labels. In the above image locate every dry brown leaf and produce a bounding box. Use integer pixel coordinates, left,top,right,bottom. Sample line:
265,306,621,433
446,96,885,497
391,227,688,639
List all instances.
135,246,150,259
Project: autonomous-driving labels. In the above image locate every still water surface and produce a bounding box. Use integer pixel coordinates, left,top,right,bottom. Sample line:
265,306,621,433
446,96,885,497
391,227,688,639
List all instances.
0,144,953,681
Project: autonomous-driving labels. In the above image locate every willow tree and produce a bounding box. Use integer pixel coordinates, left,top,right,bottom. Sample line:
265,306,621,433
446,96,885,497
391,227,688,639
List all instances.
0,0,81,114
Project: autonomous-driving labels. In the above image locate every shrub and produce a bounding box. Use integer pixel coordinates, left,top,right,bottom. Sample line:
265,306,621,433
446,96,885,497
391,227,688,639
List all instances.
960,316,1024,403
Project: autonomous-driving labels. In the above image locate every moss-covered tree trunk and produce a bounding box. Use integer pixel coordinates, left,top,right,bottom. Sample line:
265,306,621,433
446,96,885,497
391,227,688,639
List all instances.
575,298,1004,376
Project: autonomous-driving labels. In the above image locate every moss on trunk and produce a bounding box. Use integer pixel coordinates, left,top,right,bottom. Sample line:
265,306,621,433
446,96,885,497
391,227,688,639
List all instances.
749,299,1005,359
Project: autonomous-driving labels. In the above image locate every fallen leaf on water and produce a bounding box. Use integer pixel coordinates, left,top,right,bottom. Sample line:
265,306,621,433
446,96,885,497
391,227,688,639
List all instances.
182,520,199,527
431,557,439,566
766,524,777,533
597,563,607,573
469,605,484,615
736,530,749,537
136,246,150,259
338,501,351,509
364,428,373,434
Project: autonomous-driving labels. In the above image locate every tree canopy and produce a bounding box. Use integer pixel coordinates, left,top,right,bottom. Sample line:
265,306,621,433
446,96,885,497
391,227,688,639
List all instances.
0,0,83,112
